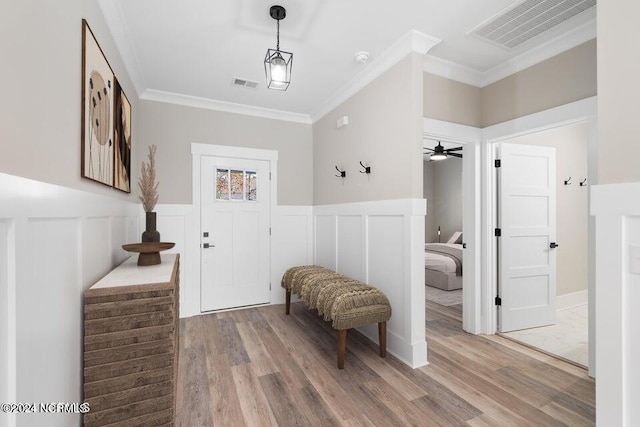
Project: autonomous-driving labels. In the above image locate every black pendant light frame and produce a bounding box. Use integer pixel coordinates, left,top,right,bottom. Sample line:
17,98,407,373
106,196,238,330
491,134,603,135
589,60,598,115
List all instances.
264,5,293,91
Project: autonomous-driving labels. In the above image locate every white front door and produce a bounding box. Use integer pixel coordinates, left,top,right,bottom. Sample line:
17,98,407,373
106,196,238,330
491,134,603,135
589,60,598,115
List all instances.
200,156,270,311
498,143,557,332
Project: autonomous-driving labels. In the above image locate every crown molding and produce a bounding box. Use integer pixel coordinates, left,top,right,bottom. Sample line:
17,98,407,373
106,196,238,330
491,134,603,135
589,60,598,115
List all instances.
423,55,485,87
98,0,147,97
423,18,596,88
310,30,441,122
410,30,442,56
481,17,597,87
140,89,313,124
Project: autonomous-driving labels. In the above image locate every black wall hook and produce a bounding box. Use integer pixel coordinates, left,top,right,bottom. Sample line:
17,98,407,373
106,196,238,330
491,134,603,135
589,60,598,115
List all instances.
564,177,572,185
580,178,588,187
359,161,371,174
335,166,346,178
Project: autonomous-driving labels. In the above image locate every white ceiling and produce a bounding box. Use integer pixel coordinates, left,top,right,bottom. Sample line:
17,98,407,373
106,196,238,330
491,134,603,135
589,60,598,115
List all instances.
104,0,596,118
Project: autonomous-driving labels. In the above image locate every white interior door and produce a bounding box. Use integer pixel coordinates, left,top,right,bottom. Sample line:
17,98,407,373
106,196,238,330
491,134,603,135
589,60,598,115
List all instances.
498,143,557,332
200,156,270,311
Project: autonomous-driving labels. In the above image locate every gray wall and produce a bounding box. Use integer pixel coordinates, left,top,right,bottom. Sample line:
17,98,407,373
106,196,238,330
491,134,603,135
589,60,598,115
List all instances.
138,100,313,205
423,158,463,243
422,40,596,129
424,73,482,128
598,2,640,183
313,54,424,205
482,40,597,127
507,122,589,296
0,0,138,202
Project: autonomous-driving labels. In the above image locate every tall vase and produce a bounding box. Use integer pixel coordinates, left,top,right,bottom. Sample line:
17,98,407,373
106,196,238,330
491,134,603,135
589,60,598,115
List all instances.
142,211,161,243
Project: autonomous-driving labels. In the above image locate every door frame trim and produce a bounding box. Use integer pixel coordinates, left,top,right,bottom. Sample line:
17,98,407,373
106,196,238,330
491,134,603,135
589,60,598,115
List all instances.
482,97,597,377
423,119,482,334
191,143,279,312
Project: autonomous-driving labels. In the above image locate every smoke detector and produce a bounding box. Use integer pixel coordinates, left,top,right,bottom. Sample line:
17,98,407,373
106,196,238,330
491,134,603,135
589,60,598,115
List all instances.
354,51,370,64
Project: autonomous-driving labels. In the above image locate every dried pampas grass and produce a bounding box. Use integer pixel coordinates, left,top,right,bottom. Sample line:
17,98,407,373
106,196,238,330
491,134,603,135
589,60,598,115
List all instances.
138,145,159,212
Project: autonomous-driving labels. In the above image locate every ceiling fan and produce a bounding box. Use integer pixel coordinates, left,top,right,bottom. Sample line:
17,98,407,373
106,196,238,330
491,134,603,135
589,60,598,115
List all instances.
424,142,463,161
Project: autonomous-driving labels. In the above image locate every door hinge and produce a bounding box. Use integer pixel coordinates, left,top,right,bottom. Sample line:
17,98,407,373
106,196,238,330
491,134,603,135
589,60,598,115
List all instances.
269,282,272,290
269,227,271,236
495,296,502,306
495,159,501,168
269,172,272,181
494,228,501,237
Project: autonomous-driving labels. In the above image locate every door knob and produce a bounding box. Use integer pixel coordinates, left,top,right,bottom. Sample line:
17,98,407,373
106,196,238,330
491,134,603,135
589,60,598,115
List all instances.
203,243,215,249
550,242,559,249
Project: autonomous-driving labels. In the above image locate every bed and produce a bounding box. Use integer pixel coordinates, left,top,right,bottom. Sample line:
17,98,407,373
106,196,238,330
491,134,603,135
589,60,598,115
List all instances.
425,242,463,291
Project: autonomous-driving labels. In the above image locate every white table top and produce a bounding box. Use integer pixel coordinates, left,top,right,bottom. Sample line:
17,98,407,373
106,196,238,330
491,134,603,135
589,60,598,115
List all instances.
90,254,177,289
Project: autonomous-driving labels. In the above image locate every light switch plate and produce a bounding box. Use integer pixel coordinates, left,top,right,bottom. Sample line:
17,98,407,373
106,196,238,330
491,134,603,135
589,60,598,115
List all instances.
631,244,640,275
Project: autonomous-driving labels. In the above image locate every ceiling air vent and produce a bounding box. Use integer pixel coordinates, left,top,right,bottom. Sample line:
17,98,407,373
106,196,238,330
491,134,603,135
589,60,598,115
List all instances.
232,77,258,89
469,0,596,50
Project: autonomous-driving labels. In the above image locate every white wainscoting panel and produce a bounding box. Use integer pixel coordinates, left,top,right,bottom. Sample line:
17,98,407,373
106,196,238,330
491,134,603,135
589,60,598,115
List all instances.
271,206,314,304
146,205,197,318
111,216,138,268
314,199,427,368
83,217,113,287
315,215,337,271
337,216,364,282
0,220,10,423
592,181,640,426
18,218,80,427
628,216,640,427
0,172,139,427
368,216,405,337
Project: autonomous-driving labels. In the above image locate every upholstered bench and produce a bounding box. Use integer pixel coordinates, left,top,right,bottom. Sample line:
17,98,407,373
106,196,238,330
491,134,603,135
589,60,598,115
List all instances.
281,265,392,369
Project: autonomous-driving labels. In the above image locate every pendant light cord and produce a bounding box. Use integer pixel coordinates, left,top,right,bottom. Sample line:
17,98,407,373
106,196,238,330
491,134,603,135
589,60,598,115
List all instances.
276,19,280,50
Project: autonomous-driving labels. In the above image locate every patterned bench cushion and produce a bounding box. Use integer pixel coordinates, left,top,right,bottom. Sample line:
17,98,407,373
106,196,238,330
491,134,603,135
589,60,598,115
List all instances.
281,265,391,330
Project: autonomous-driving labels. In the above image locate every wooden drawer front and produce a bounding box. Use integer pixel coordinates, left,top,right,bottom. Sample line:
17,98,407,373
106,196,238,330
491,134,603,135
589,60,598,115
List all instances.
83,394,173,426
86,380,173,413
85,296,174,320
84,324,174,352
85,338,174,367
85,289,173,305
85,310,175,335
84,367,173,399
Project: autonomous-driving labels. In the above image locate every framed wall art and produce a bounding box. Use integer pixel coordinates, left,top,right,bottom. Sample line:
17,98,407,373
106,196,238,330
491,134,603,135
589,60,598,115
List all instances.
113,78,132,193
81,19,114,187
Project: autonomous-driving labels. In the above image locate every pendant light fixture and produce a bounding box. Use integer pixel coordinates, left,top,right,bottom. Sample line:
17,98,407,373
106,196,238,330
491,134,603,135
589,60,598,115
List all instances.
264,5,293,91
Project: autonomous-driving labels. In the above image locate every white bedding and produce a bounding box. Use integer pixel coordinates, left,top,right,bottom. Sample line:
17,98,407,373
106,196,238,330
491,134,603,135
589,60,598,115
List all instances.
425,243,463,274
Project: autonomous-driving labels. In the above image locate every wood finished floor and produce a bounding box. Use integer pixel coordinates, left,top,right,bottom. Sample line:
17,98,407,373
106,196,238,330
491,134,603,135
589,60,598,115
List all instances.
176,300,595,426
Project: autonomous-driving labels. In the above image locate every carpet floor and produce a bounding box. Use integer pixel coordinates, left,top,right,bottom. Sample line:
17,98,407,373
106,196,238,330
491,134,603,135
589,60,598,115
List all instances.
425,285,462,306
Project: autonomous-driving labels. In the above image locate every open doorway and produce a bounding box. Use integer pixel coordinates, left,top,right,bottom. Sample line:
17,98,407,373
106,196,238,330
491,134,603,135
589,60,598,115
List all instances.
494,122,590,368
423,118,482,335
423,140,465,326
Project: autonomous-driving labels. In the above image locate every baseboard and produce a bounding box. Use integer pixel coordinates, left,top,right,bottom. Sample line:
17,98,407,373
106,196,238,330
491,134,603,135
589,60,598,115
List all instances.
357,323,428,369
557,290,588,311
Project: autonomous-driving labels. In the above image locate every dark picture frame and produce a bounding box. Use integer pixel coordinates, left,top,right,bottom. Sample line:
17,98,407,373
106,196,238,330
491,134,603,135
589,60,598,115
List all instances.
81,19,115,187
113,78,132,193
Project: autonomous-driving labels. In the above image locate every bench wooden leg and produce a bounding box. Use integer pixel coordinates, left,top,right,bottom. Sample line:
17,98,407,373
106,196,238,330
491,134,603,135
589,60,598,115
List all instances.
337,329,347,369
378,321,387,358
285,289,291,315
